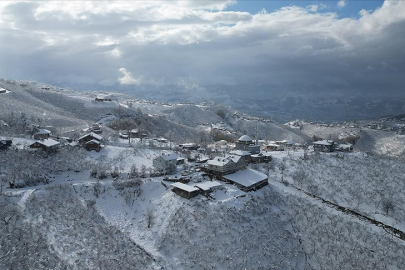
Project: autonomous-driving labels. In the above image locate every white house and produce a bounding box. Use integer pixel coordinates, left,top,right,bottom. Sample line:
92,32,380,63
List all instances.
153,153,178,174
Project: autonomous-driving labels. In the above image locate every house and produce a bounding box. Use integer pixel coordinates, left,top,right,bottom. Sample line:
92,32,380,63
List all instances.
30,139,60,152
180,143,199,150
194,181,223,194
228,150,252,163
223,169,268,192
0,139,12,150
313,140,335,152
33,129,51,140
78,133,102,144
171,182,200,199
153,154,178,174
276,140,294,149
91,123,102,134
95,95,112,102
84,140,101,152
225,155,247,170
205,156,239,176
234,135,260,154
250,152,272,163
265,143,283,151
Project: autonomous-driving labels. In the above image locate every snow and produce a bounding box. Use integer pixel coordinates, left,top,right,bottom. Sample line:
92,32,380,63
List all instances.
194,181,222,191
34,138,60,147
78,132,102,141
313,140,333,146
223,169,268,187
36,128,51,135
229,150,251,156
159,153,177,161
206,157,232,166
238,134,252,142
171,182,199,192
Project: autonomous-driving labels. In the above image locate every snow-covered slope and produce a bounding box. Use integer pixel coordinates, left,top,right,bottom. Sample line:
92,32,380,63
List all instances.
356,129,405,156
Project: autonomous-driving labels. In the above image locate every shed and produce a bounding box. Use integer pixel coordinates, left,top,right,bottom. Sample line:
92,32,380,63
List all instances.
171,182,200,199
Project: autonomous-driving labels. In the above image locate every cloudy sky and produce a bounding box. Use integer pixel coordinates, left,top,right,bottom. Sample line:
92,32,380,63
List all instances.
1,0,404,96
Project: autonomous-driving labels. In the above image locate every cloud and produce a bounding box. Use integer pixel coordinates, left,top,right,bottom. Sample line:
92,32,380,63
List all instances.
337,0,346,8
118,68,141,85
0,0,404,97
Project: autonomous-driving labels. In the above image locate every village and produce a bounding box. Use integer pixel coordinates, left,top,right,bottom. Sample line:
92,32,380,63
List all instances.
1,115,354,200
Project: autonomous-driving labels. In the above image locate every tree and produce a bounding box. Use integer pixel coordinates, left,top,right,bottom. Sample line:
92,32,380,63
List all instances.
108,118,138,144
382,199,395,215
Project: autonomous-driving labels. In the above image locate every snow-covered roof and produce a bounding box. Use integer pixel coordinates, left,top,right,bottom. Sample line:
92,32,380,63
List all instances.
238,135,252,142
223,169,268,188
207,157,233,166
96,95,112,99
85,139,101,145
171,182,199,192
34,139,60,147
313,140,333,146
225,155,242,163
78,132,102,141
276,140,294,145
36,129,51,134
229,150,251,156
266,143,279,147
160,154,178,161
195,181,222,191
251,152,272,158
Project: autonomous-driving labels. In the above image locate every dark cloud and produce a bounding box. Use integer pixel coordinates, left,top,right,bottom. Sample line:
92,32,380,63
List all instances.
0,0,405,98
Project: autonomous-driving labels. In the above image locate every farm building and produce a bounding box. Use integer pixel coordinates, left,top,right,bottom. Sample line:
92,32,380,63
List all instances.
313,140,335,152
30,139,60,152
153,154,178,174
234,135,260,154
223,169,268,192
171,182,200,199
